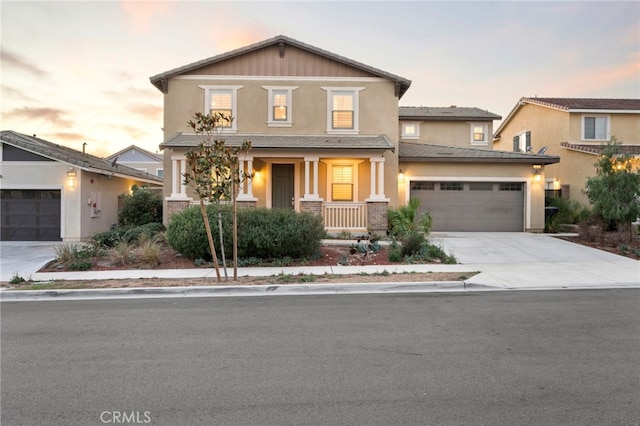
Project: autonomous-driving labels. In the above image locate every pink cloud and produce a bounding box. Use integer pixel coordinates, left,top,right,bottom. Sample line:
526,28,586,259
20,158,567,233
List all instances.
3,107,73,127
1,48,46,76
552,55,640,95
121,0,175,35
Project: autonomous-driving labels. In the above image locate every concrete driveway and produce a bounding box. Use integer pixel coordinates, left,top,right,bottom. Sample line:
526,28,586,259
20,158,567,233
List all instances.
0,241,62,282
1,234,638,290
431,232,639,289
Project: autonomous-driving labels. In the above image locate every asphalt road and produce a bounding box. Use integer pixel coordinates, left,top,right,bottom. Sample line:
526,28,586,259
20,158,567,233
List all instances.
2,290,639,426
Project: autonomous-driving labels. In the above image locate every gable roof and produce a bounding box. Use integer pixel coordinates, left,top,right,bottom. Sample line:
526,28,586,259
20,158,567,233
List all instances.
161,133,394,152
149,35,412,98
105,144,163,162
495,97,640,138
399,142,559,164
0,131,163,184
399,106,501,121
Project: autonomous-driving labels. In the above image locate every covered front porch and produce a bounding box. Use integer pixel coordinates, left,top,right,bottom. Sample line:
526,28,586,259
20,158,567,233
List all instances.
162,133,396,234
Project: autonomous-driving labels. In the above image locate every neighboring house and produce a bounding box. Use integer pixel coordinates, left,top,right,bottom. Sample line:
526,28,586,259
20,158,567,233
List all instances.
493,97,640,206
398,107,558,231
106,145,164,178
150,35,558,234
0,131,163,241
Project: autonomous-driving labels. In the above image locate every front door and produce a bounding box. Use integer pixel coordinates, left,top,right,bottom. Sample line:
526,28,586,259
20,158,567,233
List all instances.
272,164,294,210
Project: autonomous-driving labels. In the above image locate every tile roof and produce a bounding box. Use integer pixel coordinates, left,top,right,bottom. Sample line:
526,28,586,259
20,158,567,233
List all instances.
521,97,640,111
399,106,501,121
150,35,411,97
161,133,395,151
560,142,640,155
399,142,560,164
0,130,163,184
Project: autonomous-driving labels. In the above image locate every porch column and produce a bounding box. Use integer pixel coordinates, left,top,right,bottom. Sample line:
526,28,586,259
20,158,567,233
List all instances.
237,156,256,201
237,158,245,197
304,159,310,197
170,157,188,198
246,158,254,198
368,157,386,200
301,156,321,200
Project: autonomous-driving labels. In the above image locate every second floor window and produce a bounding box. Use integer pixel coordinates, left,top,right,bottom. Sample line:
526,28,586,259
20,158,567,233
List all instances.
323,87,363,134
401,122,419,139
332,92,354,129
210,90,233,127
513,131,531,152
470,123,488,145
200,85,242,132
582,115,609,141
263,86,297,127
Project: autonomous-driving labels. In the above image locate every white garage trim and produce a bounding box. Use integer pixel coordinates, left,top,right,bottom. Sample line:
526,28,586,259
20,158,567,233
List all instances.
403,176,532,230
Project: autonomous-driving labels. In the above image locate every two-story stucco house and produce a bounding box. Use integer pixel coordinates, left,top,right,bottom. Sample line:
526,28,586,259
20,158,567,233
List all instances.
150,35,558,234
494,97,640,206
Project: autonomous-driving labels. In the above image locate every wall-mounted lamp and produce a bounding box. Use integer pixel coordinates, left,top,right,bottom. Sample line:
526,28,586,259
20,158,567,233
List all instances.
253,170,261,180
398,169,405,181
67,168,77,188
532,164,542,182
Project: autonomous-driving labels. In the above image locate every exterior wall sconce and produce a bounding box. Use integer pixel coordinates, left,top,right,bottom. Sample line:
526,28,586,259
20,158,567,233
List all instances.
67,169,77,188
532,164,542,182
398,170,405,181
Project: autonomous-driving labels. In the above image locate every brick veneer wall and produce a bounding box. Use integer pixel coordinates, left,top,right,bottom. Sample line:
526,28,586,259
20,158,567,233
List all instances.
236,200,257,209
300,200,323,216
166,199,191,220
367,201,388,234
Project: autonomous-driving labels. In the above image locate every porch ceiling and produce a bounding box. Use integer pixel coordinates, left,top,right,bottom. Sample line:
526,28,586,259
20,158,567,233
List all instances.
161,133,395,151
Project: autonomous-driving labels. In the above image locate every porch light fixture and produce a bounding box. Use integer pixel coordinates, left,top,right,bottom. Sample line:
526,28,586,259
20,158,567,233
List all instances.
67,168,77,188
398,170,405,181
532,164,542,182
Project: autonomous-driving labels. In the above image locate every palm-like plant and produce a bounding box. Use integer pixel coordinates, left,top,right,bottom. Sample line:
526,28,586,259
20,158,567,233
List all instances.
387,198,432,239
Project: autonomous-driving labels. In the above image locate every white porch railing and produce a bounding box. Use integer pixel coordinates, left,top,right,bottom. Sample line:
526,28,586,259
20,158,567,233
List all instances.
322,202,367,231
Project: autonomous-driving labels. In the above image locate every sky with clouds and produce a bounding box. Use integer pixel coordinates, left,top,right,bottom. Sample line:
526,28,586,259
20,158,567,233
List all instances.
2,1,638,158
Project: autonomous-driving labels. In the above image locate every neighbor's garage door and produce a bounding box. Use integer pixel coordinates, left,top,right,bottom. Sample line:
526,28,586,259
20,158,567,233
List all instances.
1,190,61,241
410,181,524,232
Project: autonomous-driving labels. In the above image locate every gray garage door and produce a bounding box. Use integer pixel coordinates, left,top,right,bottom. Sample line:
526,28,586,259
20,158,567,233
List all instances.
1,190,61,241
410,181,524,232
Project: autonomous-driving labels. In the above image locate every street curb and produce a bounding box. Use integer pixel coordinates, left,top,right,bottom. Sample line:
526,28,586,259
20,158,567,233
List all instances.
0,281,490,301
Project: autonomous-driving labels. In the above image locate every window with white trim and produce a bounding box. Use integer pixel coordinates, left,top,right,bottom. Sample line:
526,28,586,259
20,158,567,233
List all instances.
331,165,354,201
262,86,298,127
401,122,420,139
470,123,489,145
582,115,609,141
199,85,242,132
513,131,531,152
322,87,364,134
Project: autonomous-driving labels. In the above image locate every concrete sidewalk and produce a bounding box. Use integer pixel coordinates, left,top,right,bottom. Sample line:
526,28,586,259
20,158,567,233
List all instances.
1,233,638,300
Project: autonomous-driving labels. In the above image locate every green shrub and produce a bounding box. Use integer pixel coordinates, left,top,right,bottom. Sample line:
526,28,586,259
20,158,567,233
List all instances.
123,222,166,244
401,232,425,257
118,185,163,227
93,228,129,248
68,259,92,271
166,205,327,261
545,197,590,233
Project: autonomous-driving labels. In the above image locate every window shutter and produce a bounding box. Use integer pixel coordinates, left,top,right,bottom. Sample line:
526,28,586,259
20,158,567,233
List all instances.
525,131,531,151
513,136,519,152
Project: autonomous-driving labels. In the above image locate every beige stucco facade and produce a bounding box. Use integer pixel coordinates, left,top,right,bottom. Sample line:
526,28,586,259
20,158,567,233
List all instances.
494,99,640,206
